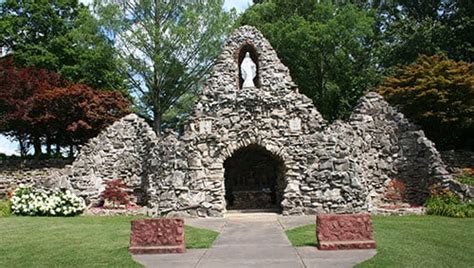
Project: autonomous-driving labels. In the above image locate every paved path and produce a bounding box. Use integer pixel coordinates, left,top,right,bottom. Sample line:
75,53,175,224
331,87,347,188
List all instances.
133,213,376,268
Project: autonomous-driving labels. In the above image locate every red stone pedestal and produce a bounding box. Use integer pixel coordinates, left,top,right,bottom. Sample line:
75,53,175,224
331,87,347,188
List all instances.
129,218,185,254
316,213,376,250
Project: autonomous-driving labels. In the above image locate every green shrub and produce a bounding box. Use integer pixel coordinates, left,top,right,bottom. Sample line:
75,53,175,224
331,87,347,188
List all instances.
425,197,474,218
425,183,474,218
455,169,474,186
0,200,12,217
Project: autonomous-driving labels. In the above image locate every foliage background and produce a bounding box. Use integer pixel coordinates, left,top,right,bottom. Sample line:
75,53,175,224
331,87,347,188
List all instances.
0,0,473,154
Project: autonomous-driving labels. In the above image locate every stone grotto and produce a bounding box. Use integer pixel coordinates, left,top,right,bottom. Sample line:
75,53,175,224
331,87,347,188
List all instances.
1,26,471,217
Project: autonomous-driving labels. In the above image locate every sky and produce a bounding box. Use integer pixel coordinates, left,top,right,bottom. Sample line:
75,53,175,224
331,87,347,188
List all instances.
223,0,253,11
79,0,253,12
0,0,253,156
0,136,17,156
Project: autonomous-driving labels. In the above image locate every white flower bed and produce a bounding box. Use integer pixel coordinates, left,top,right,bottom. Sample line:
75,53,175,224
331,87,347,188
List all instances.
11,185,86,216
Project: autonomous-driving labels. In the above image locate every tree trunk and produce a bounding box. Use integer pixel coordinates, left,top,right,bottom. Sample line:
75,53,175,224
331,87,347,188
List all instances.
319,54,324,97
18,134,27,157
33,136,42,158
153,111,162,136
56,144,61,155
152,0,162,136
46,136,52,156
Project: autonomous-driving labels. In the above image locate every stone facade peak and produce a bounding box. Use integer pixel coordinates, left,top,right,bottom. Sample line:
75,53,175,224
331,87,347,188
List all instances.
35,26,470,217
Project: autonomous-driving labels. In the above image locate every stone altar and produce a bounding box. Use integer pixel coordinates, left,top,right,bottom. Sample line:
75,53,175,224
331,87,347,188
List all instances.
129,218,185,254
316,214,376,250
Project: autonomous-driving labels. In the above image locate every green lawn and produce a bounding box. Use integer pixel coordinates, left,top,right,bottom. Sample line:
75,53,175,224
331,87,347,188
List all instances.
185,225,219,249
285,224,317,247
285,215,474,268
0,216,219,267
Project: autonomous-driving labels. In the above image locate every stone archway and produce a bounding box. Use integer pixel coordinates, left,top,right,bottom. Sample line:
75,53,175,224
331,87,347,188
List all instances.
223,144,286,211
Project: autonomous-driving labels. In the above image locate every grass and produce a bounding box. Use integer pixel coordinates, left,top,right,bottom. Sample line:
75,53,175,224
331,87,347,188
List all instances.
0,216,219,267
285,224,317,247
455,172,474,186
3,214,472,267
0,200,11,217
285,215,474,268
185,225,219,249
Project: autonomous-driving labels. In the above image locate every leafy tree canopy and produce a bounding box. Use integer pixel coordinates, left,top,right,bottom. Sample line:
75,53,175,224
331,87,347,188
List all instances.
0,59,130,157
0,57,64,156
0,0,126,91
378,55,474,150
374,0,473,69
94,0,237,133
241,0,380,121
30,84,130,149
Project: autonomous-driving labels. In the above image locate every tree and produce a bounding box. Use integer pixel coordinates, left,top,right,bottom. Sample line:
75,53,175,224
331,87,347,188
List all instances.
0,0,126,90
60,6,127,91
100,179,130,208
444,0,473,63
161,92,198,132
377,55,474,150
0,59,130,157
241,0,380,121
0,58,64,156
375,0,473,70
94,0,237,133
29,84,130,156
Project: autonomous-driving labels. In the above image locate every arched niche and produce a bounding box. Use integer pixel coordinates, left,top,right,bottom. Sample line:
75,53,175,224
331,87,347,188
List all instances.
223,144,286,211
237,42,260,89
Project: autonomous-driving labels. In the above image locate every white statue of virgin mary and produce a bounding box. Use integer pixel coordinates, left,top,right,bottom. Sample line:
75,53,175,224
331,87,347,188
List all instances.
240,52,256,88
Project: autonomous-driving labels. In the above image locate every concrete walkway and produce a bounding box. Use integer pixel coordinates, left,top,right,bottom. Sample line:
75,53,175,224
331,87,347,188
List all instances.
133,213,376,268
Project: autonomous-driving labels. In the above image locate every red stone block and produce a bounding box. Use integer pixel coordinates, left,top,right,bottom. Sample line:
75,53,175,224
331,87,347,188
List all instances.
129,218,185,254
316,213,376,250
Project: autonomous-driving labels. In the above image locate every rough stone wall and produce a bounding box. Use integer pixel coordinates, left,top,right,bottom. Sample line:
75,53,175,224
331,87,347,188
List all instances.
146,26,329,216
0,159,72,199
348,92,456,205
144,26,466,216
303,121,369,214
64,114,157,205
3,26,468,216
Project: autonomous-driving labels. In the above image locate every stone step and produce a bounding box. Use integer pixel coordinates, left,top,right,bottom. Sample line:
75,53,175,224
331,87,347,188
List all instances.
226,208,281,214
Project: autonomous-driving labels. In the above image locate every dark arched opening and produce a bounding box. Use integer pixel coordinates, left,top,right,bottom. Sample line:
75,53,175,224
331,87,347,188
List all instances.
237,43,260,89
224,144,286,211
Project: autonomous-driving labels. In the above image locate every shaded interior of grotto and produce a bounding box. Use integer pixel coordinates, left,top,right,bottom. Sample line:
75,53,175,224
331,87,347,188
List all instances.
224,144,286,210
